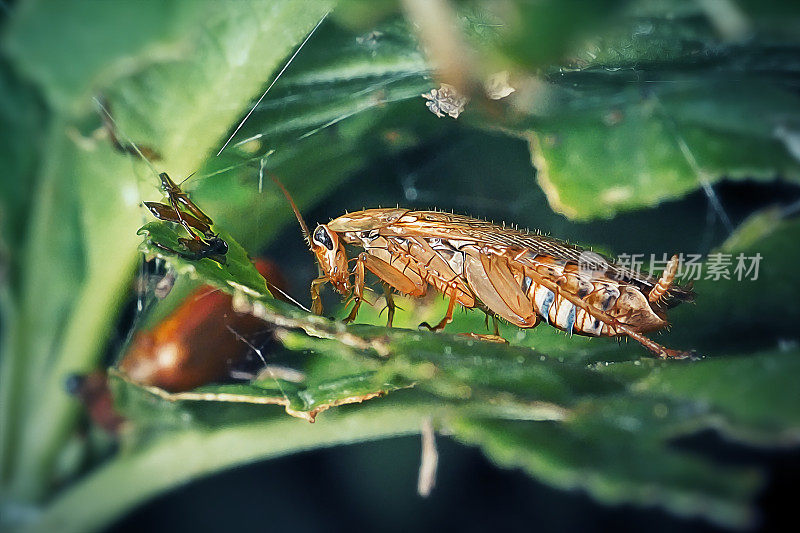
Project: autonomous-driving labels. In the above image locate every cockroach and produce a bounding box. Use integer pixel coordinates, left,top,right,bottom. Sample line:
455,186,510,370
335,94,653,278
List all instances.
120,259,288,392
273,179,695,359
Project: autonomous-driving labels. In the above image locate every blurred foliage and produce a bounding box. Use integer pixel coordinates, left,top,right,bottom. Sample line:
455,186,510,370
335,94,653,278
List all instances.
1,1,799,532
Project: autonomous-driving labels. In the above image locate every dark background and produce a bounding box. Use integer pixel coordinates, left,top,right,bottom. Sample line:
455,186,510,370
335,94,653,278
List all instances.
115,128,800,533
115,432,800,533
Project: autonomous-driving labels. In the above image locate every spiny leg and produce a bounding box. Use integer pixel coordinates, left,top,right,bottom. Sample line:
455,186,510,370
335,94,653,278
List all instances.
649,254,679,303
479,311,500,334
420,289,457,332
382,282,397,328
615,324,698,360
310,276,328,316
343,253,367,324
525,268,695,360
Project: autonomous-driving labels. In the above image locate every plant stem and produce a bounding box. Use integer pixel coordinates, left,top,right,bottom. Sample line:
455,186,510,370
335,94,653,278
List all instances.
28,401,439,533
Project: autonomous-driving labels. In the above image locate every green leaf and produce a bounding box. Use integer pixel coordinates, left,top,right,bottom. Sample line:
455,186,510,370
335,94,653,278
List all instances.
138,222,271,298
1,0,336,504
635,348,800,445
485,0,800,219
528,83,800,219
30,397,442,533
111,359,409,425
453,416,761,529
232,18,430,147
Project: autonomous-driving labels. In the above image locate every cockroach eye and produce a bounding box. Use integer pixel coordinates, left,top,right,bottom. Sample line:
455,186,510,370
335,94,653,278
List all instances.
313,226,334,250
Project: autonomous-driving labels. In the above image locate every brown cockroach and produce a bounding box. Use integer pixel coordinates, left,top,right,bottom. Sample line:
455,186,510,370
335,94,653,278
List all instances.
273,180,695,359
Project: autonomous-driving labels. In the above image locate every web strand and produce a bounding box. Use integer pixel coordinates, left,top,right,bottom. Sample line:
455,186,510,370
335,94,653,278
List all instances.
215,11,329,157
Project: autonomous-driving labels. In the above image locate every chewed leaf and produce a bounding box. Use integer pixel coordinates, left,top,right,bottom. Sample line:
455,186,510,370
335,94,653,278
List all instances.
493,1,800,220
528,84,800,220
112,368,410,423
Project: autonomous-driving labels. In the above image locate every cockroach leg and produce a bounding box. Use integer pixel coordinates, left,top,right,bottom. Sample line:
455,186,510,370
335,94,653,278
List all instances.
382,283,397,328
310,277,328,315
419,290,458,332
615,324,698,360
459,312,513,343
649,254,679,303
525,267,692,360
347,253,369,318
343,254,367,324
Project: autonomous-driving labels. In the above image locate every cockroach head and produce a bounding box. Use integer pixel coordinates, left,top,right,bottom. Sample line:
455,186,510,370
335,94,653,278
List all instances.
310,224,350,294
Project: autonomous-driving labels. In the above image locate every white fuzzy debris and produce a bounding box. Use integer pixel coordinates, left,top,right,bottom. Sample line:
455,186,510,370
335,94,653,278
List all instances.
228,282,264,298
485,71,515,100
422,84,468,119
417,417,439,497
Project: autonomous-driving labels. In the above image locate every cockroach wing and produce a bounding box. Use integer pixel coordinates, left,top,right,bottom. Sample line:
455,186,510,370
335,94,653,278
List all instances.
362,253,426,297
361,237,426,297
328,208,412,233
462,248,536,327
479,251,536,323
375,209,692,303
401,237,475,307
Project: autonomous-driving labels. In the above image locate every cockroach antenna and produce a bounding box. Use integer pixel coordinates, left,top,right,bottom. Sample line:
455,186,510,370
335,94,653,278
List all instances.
268,174,310,245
